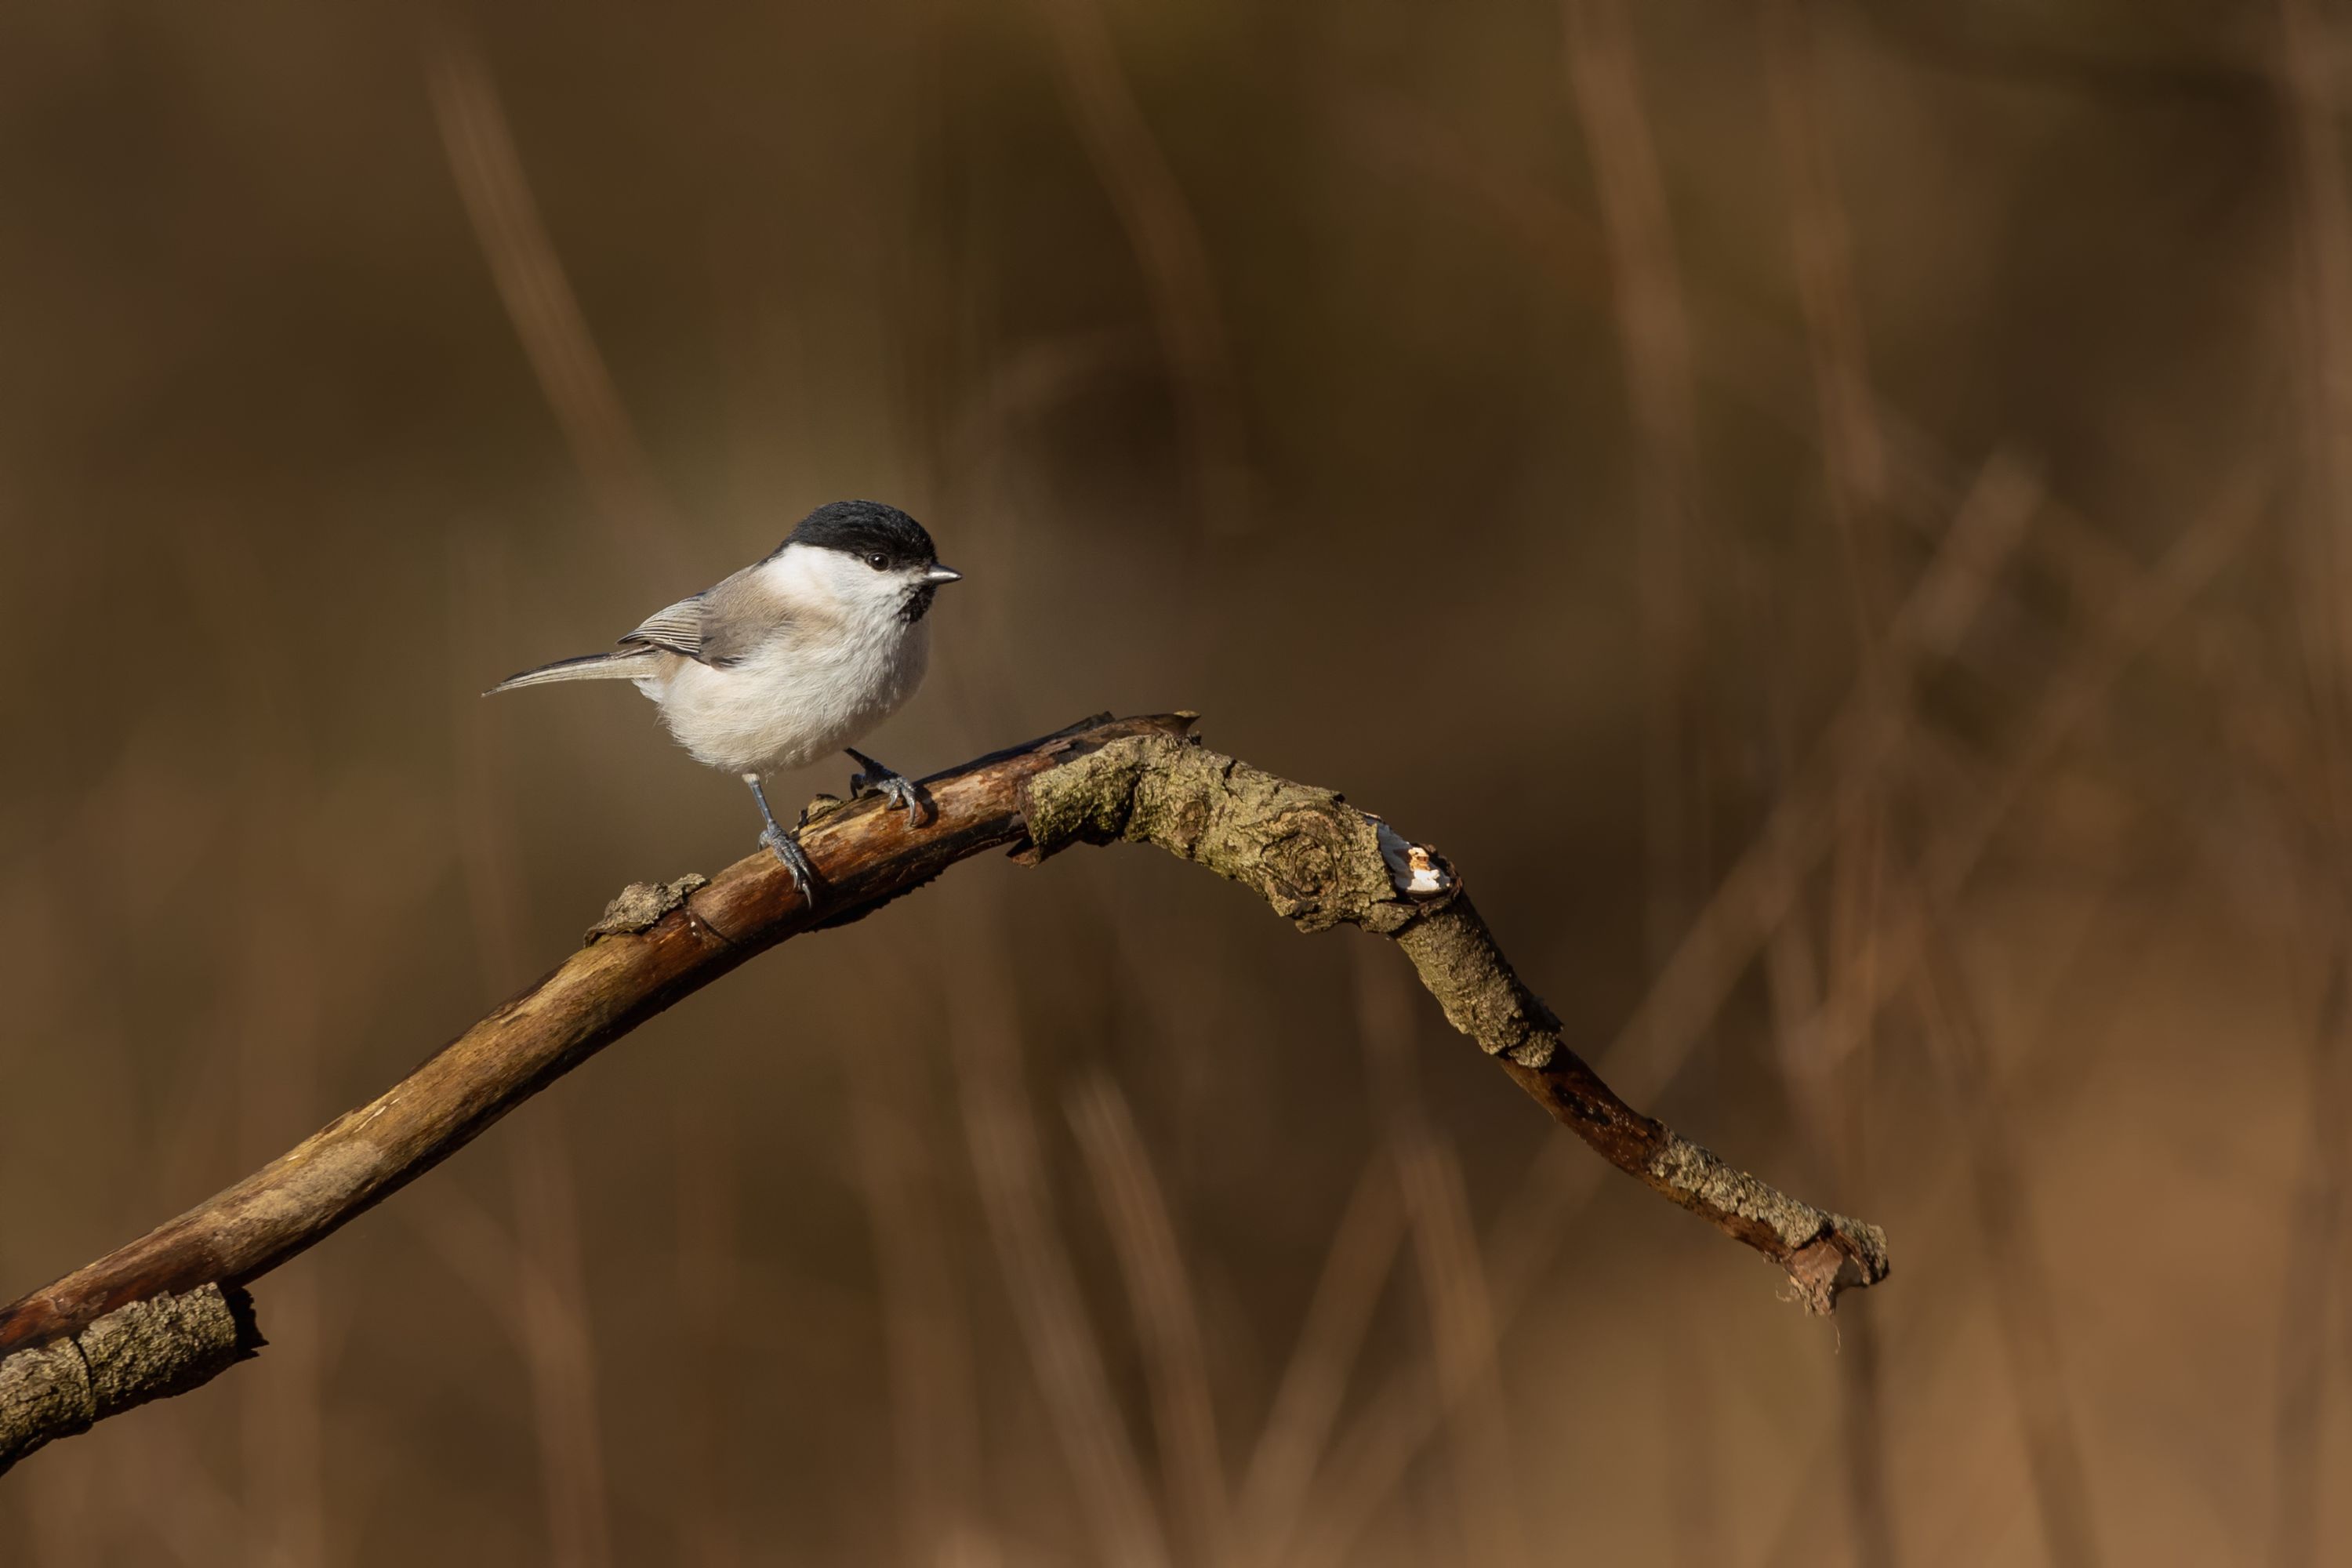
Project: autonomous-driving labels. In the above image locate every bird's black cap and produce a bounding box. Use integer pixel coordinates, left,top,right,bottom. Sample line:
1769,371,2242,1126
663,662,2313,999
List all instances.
782,500,938,570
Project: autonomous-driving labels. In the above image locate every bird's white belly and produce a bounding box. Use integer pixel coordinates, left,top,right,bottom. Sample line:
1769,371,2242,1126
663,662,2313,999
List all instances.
639,617,930,777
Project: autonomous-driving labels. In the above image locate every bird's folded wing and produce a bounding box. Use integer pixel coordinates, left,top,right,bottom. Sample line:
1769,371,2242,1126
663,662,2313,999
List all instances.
619,595,720,662
618,568,781,666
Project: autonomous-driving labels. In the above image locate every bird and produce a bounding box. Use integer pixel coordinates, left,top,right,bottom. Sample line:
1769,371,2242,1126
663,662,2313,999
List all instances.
486,499,962,898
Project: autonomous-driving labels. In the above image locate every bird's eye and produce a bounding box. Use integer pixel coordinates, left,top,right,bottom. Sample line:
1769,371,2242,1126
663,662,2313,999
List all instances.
866,552,888,570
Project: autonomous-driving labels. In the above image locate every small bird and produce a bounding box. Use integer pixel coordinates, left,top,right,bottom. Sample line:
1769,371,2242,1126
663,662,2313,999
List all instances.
487,499,962,896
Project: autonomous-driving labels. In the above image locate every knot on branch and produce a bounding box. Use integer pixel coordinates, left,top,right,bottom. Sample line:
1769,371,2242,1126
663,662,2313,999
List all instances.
1021,734,1446,935
0,1284,260,1475
585,874,710,945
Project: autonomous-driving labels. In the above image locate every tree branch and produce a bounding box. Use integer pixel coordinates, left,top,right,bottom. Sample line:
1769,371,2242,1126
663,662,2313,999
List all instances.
0,712,1887,1475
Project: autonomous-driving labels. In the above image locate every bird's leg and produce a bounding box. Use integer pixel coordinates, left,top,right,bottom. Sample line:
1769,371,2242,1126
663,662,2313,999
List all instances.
742,773,816,898
844,748,927,826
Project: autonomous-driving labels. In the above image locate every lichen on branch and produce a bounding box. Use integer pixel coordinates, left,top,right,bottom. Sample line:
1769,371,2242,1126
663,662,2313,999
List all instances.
1022,733,1410,935
1020,729,1889,1311
0,1286,259,1474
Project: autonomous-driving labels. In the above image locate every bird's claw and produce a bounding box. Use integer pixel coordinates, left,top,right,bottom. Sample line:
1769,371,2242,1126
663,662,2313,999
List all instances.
846,749,927,826
759,824,817,901
869,772,922,826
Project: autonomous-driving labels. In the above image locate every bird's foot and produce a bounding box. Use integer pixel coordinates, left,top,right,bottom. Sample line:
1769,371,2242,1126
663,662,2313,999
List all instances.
846,749,927,826
759,823,818,901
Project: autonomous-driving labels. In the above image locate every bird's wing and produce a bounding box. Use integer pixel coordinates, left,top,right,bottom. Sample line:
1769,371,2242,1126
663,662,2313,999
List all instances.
618,594,714,660
618,565,786,666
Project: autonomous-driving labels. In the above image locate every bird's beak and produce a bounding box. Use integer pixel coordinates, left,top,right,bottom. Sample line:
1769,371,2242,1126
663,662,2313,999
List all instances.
924,564,964,584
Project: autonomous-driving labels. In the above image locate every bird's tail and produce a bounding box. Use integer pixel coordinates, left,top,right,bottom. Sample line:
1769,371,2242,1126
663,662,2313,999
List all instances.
484,649,659,696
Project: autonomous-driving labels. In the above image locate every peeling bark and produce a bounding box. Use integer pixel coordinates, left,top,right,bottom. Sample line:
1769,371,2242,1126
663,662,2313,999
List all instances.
0,1286,261,1473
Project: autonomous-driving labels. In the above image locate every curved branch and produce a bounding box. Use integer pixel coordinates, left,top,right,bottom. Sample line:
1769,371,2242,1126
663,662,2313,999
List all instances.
1016,731,1889,1306
0,712,1887,1475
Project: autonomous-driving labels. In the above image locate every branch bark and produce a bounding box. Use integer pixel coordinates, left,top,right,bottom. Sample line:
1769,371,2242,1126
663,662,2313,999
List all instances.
0,712,1888,1475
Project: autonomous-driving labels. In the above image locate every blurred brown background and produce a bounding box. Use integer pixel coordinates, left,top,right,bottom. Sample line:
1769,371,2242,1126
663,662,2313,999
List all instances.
1,1,2342,1563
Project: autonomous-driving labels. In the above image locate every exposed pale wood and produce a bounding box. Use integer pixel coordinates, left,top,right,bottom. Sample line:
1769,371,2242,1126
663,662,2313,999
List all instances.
0,713,1178,1363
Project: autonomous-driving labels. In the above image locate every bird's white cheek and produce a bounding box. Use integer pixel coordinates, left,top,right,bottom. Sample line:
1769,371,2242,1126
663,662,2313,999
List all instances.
841,568,911,616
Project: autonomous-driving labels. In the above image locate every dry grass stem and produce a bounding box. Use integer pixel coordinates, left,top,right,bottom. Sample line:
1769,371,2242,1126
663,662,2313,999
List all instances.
949,928,1171,1568
672,1098,742,1568
1563,0,1708,980
847,1014,988,1568
423,20,679,568
2270,5,2352,1557
1913,927,2104,1568
1066,1072,1232,1567
453,543,614,1568
1029,0,1248,534
1358,947,1526,1568
1232,1160,1403,1567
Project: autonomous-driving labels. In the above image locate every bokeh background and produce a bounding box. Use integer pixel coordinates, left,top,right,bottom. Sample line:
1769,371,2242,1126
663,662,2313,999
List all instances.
2,2,2345,1563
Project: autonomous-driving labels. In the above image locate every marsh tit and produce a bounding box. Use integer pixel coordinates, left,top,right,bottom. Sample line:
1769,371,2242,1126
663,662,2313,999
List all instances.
487,499,962,896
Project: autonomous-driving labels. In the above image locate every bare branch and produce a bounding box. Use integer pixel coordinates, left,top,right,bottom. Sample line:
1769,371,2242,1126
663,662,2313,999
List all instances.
1018,730,1890,1307
0,712,1889,1475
